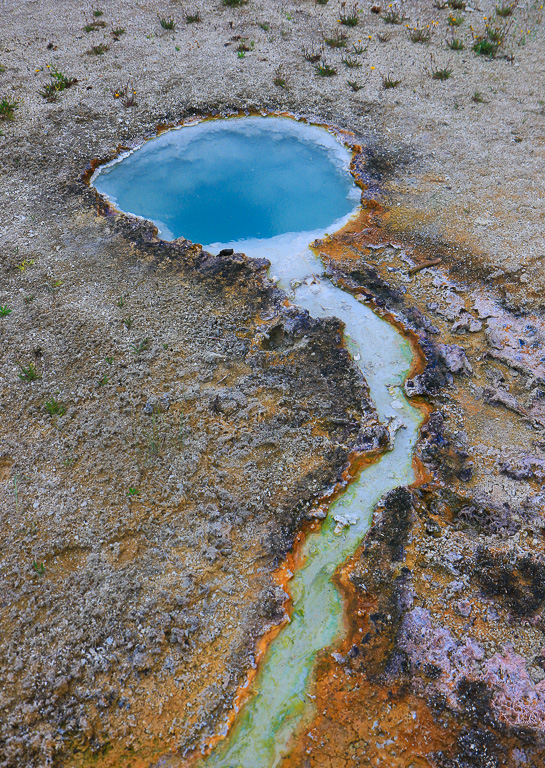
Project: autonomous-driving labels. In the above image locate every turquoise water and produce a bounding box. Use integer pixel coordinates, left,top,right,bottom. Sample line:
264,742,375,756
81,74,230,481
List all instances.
93,117,360,244
91,117,422,767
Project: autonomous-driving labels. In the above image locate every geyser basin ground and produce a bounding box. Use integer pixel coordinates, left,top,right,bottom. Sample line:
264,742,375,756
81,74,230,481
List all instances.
93,117,423,767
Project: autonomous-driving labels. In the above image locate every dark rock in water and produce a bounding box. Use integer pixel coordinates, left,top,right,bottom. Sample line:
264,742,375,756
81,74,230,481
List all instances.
219,248,234,256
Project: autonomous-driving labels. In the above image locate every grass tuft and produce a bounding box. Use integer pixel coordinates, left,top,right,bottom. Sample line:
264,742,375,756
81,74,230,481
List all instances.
159,15,176,30
315,59,337,76
409,26,432,43
448,36,464,49
323,29,349,47
382,74,401,88
273,65,288,88
18,362,41,382
340,3,360,26
0,98,18,120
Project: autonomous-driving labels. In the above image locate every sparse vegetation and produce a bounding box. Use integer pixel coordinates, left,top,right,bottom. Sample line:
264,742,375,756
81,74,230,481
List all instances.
472,23,506,56
18,362,41,382
122,315,133,329
112,81,136,107
382,74,401,88
347,79,363,91
472,91,487,102
448,13,464,26
223,0,248,6
273,65,288,88
382,4,404,24
303,44,323,62
409,25,432,43
259,21,270,31
159,15,176,30
0,305,12,316
0,98,18,121
112,26,126,38
448,0,466,9
323,29,348,48
315,59,337,76
40,67,78,101
236,39,254,52
339,3,360,26
432,65,452,79
496,1,515,17
186,11,201,22
45,397,66,417
342,54,361,67
448,36,464,49
88,42,109,54
131,338,150,355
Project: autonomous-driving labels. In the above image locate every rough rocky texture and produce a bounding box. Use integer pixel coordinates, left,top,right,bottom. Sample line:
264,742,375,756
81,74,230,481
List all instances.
1,0,545,765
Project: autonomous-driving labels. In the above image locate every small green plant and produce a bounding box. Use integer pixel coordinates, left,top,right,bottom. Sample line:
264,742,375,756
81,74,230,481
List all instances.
236,39,254,52
106,356,114,364
117,296,125,307
448,37,464,49
352,42,365,54
340,2,360,26
303,44,322,62
342,55,361,67
409,26,432,43
472,24,506,56
237,50,245,58
122,315,133,329
432,66,452,79
382,74,401,88
495,1,515,16
128,487,140,496
84,16,107,32
315,0,329,4
18,362,41,382
112,26,126,37
259,21,270,30
112,81,136,107
382,4,403,24
93,8,104,17
17,259,35,272
324,29,348,47
273,65,288,88
186,11,201,22
448,0,466,8
472,91,486,102
448,13,464,26
0,98,18,121
98,374,109,386
89,42,109,54
0,305,12,316
32,561,45,575
45,396,67,416
223,0,248,6
159,15,176,29
315,59,337,76
40,67,77,100
347,79,363,91
24,294,35,303
131,338,150,355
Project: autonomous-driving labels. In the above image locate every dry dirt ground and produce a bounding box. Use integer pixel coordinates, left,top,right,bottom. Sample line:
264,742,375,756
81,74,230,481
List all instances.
1,0,545,766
